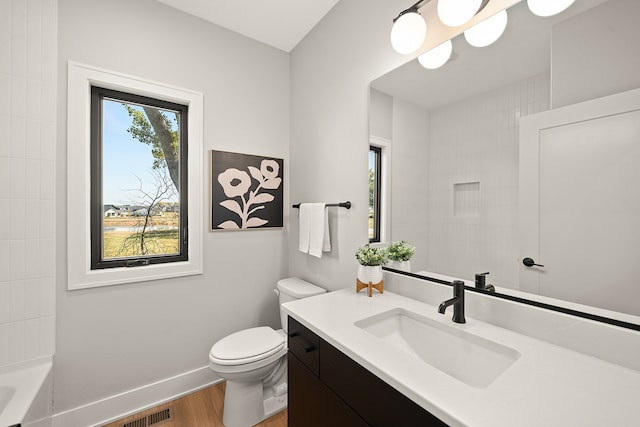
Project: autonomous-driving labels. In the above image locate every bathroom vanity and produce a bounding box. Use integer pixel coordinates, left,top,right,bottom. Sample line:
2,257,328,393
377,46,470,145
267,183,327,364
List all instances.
283,282,640,427
288,316,445,426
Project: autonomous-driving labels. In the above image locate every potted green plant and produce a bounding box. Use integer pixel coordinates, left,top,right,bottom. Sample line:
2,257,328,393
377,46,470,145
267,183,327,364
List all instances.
355,244,387,284
386,241,415,272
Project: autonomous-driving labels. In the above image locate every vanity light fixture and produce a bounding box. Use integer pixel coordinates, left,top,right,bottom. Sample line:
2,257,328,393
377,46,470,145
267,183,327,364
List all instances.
390,0,493,54
392,0,576,66
418,39,453,69
464,9,508,47
391,1,428,54
437,0,490,27
527,0,576,17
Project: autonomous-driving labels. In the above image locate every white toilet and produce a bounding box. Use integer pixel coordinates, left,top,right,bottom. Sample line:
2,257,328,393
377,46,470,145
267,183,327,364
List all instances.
208,277,326,427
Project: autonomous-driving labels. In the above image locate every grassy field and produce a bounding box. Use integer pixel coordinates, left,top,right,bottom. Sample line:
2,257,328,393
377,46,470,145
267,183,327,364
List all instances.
103,215,179,227
103,215,179,258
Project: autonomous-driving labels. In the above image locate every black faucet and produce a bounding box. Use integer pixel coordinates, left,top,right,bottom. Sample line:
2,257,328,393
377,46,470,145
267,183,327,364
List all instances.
438,280,466,324
475,272,495,292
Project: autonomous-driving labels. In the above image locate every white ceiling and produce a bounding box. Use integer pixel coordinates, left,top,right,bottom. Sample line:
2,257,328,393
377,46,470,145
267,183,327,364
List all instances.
156,0,340,52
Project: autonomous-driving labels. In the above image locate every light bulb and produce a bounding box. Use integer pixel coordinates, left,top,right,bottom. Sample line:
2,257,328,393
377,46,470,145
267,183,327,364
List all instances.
437,0,483,27
391,11,427,54
527,0,576,17
418,39,453,69
464,9,508,48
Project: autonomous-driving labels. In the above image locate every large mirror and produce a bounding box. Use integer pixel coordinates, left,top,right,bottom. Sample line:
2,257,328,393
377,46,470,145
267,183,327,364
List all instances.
370,0,640,326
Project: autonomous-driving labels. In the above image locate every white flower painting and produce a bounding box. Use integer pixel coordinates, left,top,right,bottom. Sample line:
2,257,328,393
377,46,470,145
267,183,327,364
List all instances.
210,151,284,230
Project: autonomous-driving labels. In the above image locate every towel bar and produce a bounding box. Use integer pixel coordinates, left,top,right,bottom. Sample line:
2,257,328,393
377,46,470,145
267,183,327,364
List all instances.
292,201,351,209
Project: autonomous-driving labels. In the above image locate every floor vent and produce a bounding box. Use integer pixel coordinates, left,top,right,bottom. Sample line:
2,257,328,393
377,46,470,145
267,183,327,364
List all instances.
121,418,147,427
120,406,174,427
148,407,174,425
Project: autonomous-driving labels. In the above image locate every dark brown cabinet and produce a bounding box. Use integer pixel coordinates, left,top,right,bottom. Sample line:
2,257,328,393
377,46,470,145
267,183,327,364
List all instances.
288,316,448,427
288,353,369,427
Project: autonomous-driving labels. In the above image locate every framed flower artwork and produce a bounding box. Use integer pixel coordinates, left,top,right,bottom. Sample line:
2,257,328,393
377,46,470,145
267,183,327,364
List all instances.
210,150,284,230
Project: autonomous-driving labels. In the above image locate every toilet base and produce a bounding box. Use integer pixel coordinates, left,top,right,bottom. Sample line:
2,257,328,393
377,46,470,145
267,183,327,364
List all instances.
264,392,288,419
222,381,287,427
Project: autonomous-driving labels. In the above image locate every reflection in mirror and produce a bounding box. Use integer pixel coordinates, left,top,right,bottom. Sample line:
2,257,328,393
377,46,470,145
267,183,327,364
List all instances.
368,146,381,242
370,0,640,325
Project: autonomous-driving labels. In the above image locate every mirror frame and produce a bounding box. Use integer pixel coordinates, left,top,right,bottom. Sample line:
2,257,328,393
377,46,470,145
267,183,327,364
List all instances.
383,267,640,332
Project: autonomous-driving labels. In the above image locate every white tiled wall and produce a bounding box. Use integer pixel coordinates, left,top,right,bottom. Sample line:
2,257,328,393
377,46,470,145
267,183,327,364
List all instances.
425,73,549,288
390,97,430,269
0,0,56,367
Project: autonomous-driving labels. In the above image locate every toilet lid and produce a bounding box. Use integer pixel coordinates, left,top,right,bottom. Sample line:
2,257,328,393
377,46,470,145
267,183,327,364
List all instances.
210,327,285,365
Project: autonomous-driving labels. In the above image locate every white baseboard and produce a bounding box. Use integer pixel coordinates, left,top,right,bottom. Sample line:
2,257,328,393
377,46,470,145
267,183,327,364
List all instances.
23,418,52,427
51,366,221,427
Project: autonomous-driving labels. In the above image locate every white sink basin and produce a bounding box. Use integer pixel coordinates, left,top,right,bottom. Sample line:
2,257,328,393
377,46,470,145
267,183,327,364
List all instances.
355,308,520,388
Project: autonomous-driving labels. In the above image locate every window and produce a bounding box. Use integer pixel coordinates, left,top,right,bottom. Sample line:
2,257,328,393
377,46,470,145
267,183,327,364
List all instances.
90,87,188,269
368,137,390,245
369,145,382,243
67,62,203,290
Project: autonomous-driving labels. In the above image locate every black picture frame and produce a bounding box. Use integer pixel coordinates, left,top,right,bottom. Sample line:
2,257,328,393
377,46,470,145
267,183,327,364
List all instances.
210,150,284,231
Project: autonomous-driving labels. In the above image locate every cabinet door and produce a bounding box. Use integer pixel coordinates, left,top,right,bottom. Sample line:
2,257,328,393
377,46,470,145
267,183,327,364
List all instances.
288,352,368,427
320,340,448,426
288,316,320,375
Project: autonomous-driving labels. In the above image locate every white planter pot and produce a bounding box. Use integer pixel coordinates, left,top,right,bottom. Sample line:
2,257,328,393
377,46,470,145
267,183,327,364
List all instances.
387,260,411,272
357,265,383,284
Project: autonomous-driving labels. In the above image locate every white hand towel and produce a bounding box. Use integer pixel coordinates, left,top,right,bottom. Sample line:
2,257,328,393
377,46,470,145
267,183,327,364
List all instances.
299,203,312,253
308,203,330,258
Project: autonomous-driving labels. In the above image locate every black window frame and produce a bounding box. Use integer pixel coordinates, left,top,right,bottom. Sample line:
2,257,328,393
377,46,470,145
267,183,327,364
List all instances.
369,145,382,243
90,86,189,270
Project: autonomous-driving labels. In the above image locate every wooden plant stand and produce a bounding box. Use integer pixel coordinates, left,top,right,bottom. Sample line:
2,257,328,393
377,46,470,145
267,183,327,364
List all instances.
356,278,384,297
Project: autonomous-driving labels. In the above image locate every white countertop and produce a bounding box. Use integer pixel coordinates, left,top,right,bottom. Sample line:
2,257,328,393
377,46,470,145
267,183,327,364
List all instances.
283,288,640,427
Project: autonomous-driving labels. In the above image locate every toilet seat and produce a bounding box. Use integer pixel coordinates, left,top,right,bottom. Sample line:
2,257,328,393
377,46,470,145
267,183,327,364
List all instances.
210,327,285,367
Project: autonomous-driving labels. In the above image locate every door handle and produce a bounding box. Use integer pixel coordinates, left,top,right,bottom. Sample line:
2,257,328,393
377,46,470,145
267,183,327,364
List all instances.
523,257,544,268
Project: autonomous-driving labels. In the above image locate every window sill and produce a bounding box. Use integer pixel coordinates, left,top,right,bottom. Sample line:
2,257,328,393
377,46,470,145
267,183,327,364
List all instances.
68,260,201,290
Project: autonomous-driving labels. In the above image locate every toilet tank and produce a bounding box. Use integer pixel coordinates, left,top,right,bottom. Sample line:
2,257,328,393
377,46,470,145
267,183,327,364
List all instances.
276,278,325,332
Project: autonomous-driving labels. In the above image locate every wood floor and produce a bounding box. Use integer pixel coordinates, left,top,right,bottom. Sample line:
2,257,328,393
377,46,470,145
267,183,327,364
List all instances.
102,382,287,427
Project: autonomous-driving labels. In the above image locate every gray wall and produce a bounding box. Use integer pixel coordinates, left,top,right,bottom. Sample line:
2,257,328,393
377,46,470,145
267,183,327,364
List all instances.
288,0,409,289
552,0,640,108
56,0,289,413
369,89,393,141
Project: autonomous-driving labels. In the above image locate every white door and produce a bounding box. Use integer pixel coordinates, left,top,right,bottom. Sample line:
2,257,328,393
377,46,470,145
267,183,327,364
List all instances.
519,89,640,316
